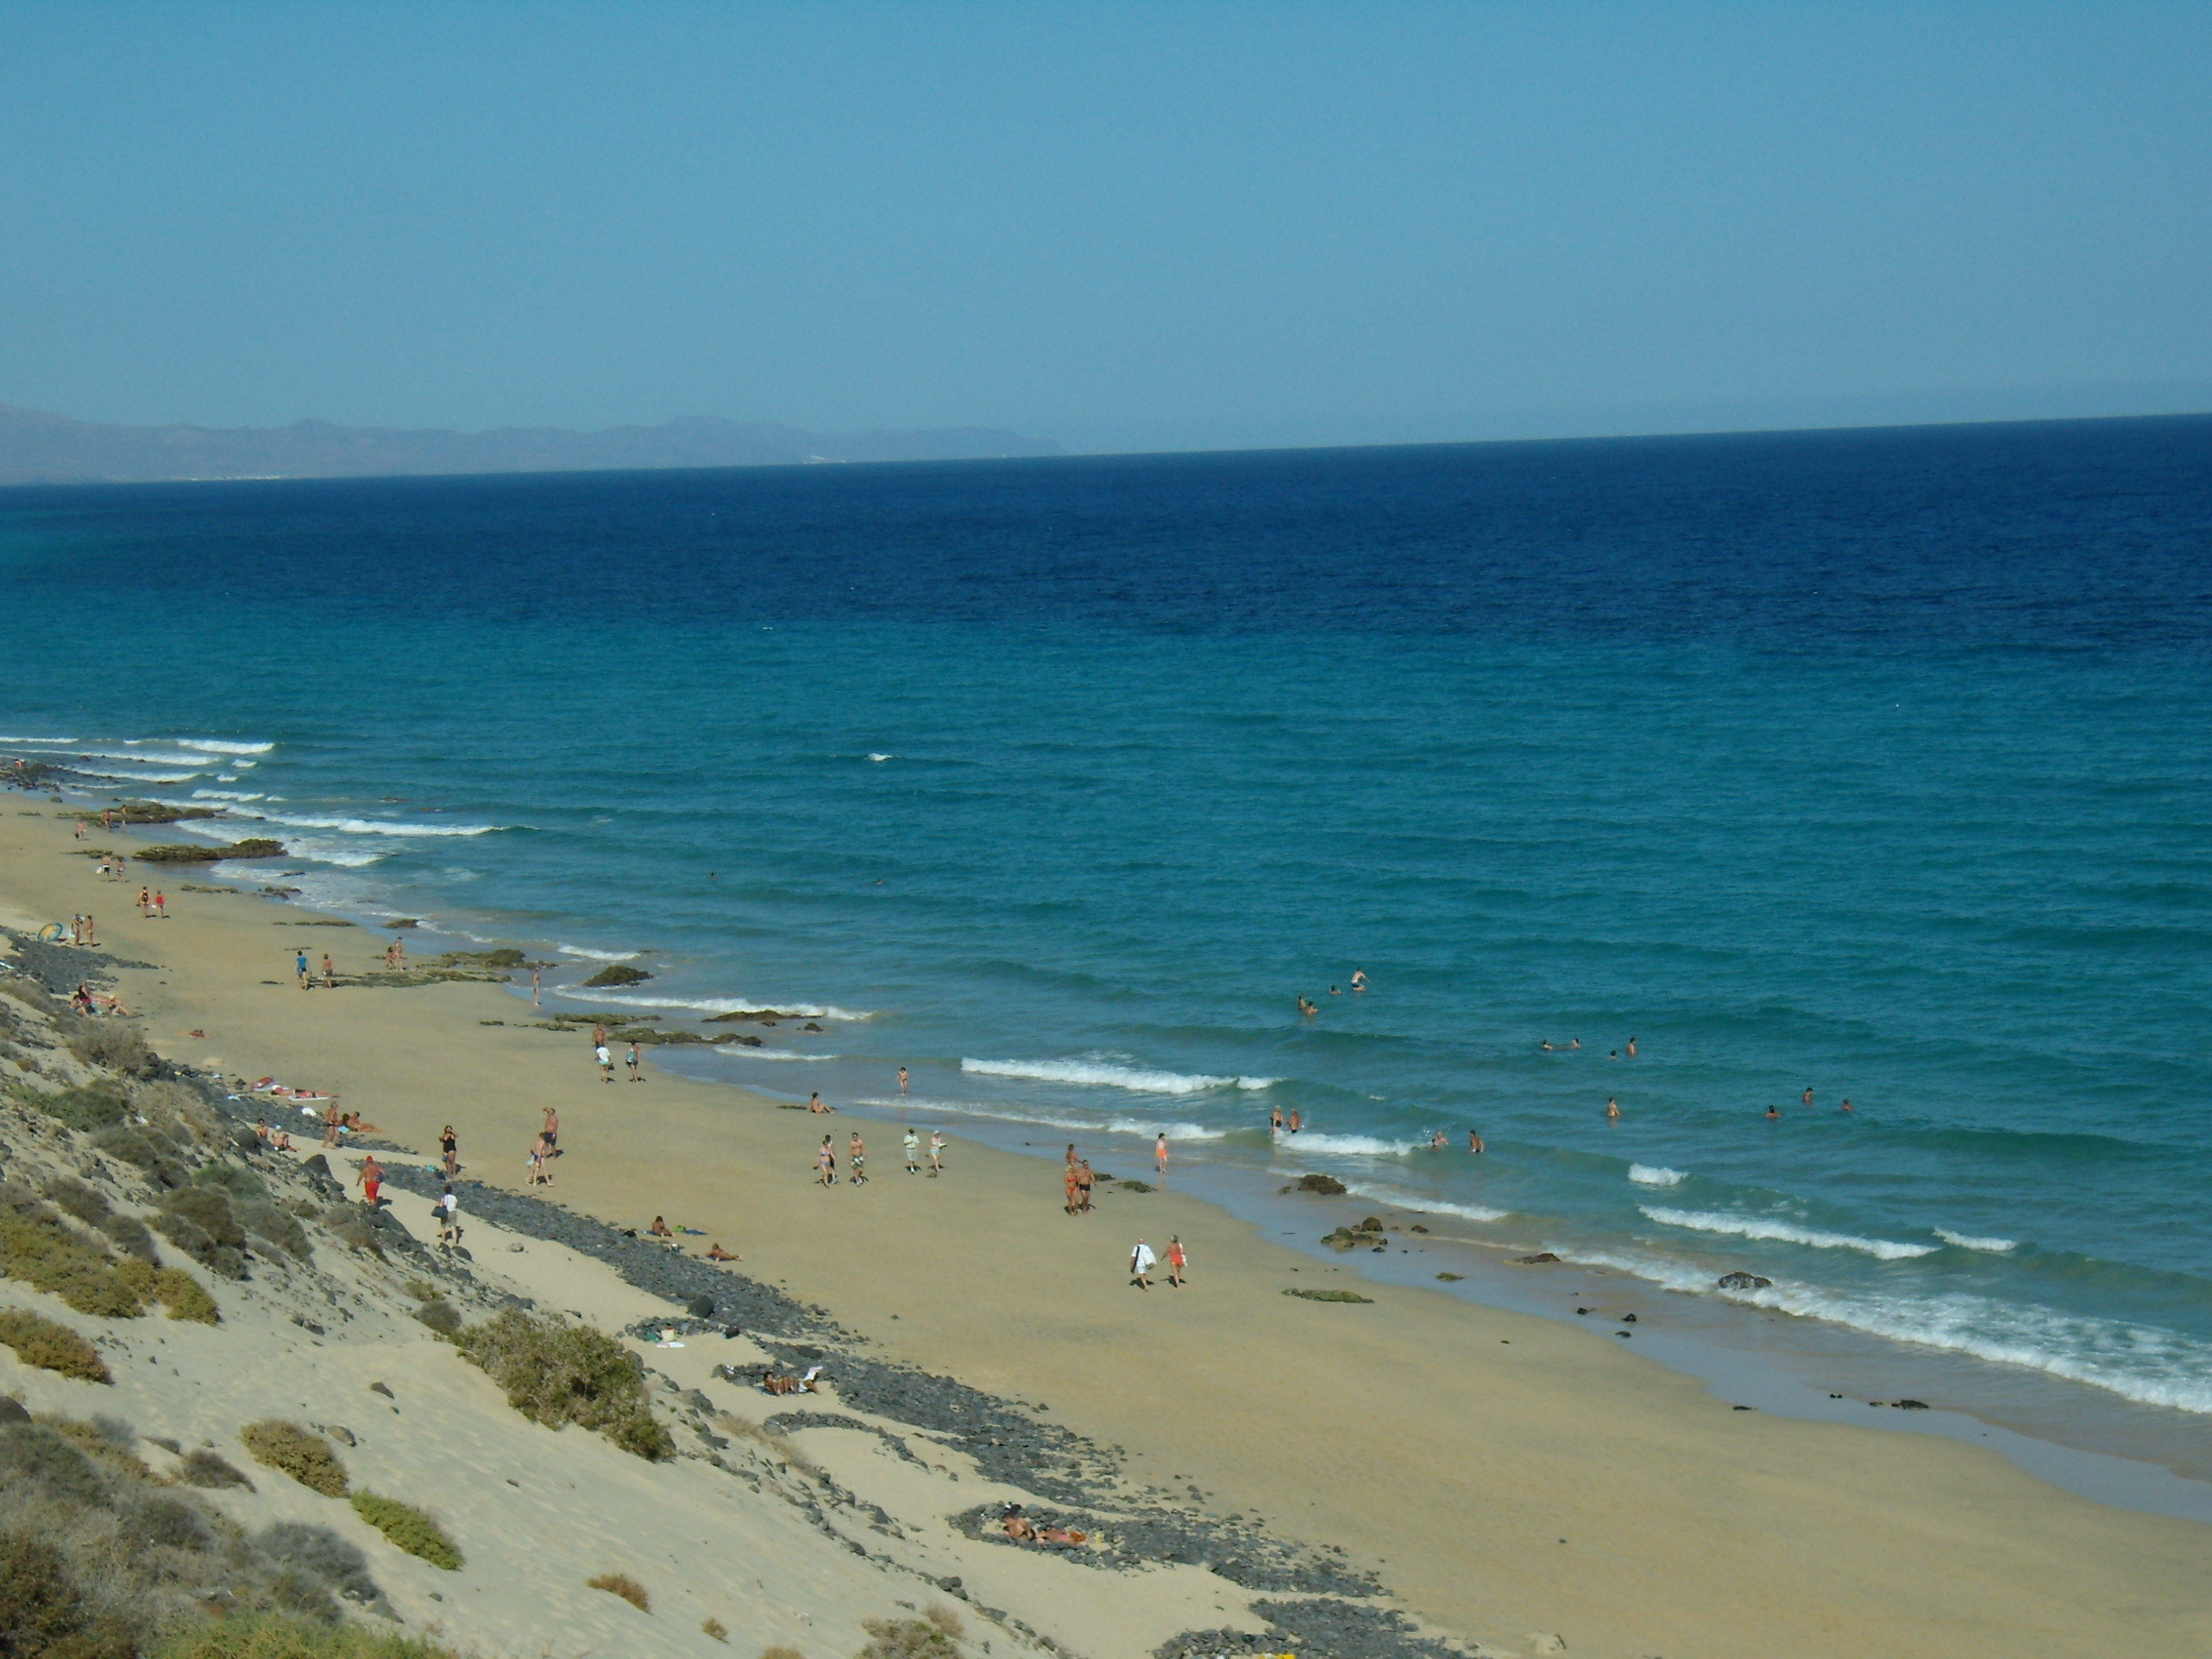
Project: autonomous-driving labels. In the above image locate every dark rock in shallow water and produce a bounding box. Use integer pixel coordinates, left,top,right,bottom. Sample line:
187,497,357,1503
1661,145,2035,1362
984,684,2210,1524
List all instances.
1717,1271,1772,1290
1513,1251,1561,1265
580,965,650,987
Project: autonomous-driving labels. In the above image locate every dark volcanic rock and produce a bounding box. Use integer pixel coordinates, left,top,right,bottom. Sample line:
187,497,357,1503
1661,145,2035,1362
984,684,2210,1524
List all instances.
1717,1271,1772,1290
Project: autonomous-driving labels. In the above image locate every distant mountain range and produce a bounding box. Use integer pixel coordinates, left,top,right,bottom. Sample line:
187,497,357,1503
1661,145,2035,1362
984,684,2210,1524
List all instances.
0,403,1061,485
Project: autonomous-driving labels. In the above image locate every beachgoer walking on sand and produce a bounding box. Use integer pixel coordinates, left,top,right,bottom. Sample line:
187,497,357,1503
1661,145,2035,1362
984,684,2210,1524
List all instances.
1166,1235,1188,1287
1155,1133,1169,1183
153,890,166,919
321,953,334,987
437,1188,460,1247
898,1065,909,1095
137,887,151,917
591,1022,606,1048
817,1136,837,1186
542,1108,559,1156
531,966,541,1008
1130,1237,1155,1291
74,819,84,840
928,1130,946,1176
595,1042,613,1083
903,1127,920,1174
1063,1159,1079,1214
1606,1097,1621,1119
391,936,406,970
1075,1159,1094,1213
323,1102,342,1147
354,1154,383,1208
441,1125,459,1177
848,1130,867,1185
526,1140,548,1186
296,949,309,987
626,1040,643,1082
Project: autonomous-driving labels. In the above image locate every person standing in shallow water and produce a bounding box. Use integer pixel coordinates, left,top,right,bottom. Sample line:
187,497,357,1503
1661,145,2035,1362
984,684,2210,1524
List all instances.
898,1066,909,1095
1606,1097,1621,1119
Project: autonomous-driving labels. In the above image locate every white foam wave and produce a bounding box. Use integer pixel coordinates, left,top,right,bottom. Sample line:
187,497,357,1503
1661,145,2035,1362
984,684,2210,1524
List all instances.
1936,1229,2018,1253
558,944,641,962
715,1050,842,1062
552,989,871,1020
867,753,895,762
0,735,75,744
76,769,203,785
177,739,274,754
1640,1206,1936,1261
189,789,265,802
1281,1132,1420,1156
848,1097,1232,1140
247,812,504,838
116,746,217,766
1628,1164,1686,1186
1342,1181,1510,1223
961,1057,1271,1094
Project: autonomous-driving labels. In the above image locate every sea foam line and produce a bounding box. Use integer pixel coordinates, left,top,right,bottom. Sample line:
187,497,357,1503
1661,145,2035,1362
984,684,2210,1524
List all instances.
848,1097,1232,1140
1640,1206,1936,1260
176,738,275,755
551,988,872,1020
558,943,642,962
1342,1181,1510,1222
240,811,505,838
1936,1229,2018,1253
1284,1131,1422,1156
1628,1164,1686,1186
961,1057,1274,1094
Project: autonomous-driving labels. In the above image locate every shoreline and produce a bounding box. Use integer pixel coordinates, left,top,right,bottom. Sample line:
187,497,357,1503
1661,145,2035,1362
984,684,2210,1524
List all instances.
6,802,2211,1657
28,789,2212,1509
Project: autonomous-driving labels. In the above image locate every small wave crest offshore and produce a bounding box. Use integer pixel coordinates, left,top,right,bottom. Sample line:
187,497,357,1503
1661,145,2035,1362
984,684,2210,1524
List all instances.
557,943,643,962
849,1097,1232,1140
961,1057,1276,1094
1641,1206,1936,1261
551,988,873,1020
1628,1164,1686,1186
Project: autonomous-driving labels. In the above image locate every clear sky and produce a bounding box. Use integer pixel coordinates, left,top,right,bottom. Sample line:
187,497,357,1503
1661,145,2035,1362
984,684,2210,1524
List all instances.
4,2,2207,452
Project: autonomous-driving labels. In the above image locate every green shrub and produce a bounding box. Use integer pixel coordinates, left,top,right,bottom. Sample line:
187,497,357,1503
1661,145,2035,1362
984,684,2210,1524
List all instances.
90,1123,189,1190
155,1186,249,1280
454,1310,673,1460
348,1492,462,1570
0,1201,147,1317
21,1082,131,1133
154,1613,461,1657
857,1616,960,1659
0,1307,112,1381
240,1422,349,1496
587,1571,650,1611
181,1447,255,1490
1283,1287,1374,1303
0,1529,141,1658
411,1300,461,1337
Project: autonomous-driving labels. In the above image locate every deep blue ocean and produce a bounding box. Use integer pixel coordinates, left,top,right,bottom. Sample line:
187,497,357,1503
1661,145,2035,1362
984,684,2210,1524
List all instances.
5,416,2210,1426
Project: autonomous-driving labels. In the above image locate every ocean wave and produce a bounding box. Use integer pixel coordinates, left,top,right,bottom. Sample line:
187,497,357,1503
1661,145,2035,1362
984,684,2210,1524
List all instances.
848,1097,1232,1140
74,768,204,785
1628,1164,1686,1186
0,734,75,744
1343,1181,1510,1222
961,1057,1270,1094
551,988,871,1020
245,812,505,838
867,753,895,762
1640,1206,1936,1260
1281,1132,1420,1155
176,738,274,755
189,789,265,802
558,943,641,962
1936,1229,2018,1253
715,1050,842,1062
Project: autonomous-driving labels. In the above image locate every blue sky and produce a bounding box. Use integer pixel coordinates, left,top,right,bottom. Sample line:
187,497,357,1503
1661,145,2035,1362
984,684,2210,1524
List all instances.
3,2,2207,451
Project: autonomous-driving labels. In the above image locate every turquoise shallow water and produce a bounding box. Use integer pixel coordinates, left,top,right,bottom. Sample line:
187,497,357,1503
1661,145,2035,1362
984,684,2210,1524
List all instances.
3,418,2210,1424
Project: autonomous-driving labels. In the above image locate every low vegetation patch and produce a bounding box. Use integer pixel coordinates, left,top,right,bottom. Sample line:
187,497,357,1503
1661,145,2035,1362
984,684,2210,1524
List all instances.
1435,1271,1464,1282
240,1421,350,1496
701,1617,728,1642
455,1309,673,1460
155,1614,461,1657
0,1188,149,1317
433,948,526,969
587,1571,650,1611
0,1306,112,1381
1283,1287,1374,1303
349,1492,463,1570
180,1447,255,1489
858,1613,961,1659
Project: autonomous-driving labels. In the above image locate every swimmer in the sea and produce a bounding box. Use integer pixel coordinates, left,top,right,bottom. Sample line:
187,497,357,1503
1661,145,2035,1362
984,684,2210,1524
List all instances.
1626,1035,1638,1057
1764,1104,1780,1119
1350,969,1366,991
1803,1086,1814,1108
1840,1097,1853,1112
1468,1129,1484,1152
1606,1097,1621,1119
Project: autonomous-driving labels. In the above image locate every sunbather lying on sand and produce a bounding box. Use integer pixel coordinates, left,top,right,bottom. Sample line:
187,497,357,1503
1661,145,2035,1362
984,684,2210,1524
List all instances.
707,1243,739,1261
1000,1507,1088,1548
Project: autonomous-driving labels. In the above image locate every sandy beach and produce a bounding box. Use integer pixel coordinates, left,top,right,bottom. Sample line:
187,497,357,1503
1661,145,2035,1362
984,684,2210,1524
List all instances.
3,804,2207,1659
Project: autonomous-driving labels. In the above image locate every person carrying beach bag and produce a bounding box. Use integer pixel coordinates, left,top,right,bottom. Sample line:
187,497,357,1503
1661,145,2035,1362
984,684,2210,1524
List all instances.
1130,1236,1156,1291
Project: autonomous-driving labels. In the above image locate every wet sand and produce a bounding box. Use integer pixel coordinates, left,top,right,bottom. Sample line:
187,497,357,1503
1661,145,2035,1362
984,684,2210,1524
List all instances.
3,806,2207,1659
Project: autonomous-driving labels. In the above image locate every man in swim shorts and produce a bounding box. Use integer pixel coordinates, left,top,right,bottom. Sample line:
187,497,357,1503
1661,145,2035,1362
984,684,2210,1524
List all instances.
903,1128,920,1174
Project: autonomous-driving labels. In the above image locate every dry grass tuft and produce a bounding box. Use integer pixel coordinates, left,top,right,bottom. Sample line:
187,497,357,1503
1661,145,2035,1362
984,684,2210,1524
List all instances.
348,1492,463,1570
240,1421,349,1496
702,1617,729,1642
587,1570,650,1612
760,1646,805,1659
0,1306,111,1382
152,1612,462,1656
924,1605,964,1640
859,1617,961,1659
